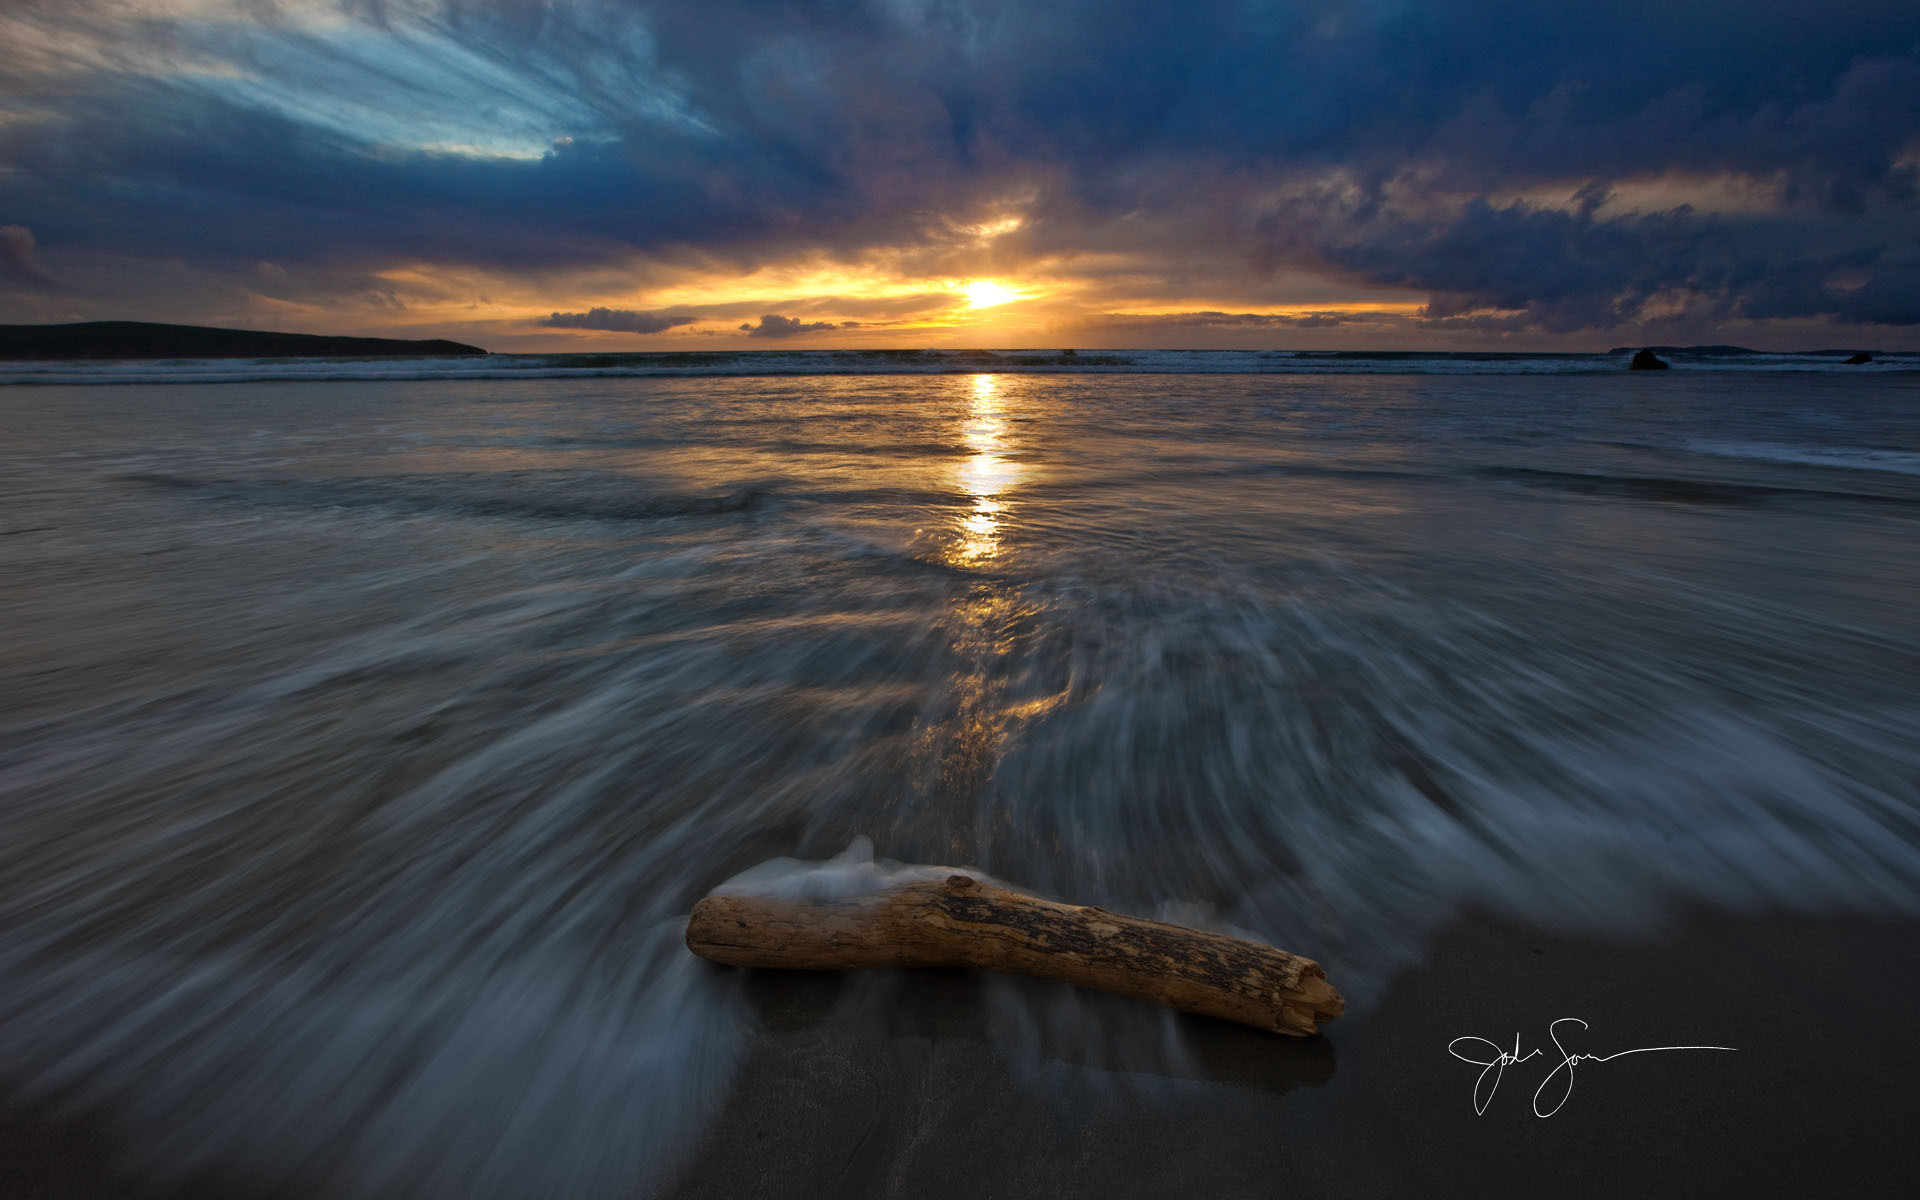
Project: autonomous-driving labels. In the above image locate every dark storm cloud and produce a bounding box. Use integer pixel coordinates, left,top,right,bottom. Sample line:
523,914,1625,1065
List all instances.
1260,192,1920,330
2,2,1918,335
1089,311,1377,332
542,308,697,333
738,314,839,339
1171,311,1368,329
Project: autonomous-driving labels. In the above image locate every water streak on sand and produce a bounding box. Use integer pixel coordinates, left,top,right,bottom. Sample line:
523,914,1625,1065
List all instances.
2,370,1917,1196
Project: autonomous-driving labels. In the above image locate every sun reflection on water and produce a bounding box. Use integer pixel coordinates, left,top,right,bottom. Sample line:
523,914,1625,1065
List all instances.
952,374,1021,564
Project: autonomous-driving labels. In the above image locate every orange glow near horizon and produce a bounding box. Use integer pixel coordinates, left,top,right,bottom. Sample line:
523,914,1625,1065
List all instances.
281,254,1434,350
963,280,1022,308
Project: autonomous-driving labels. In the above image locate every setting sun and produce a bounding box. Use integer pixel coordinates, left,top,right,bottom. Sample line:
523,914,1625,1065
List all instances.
963,280,1020,308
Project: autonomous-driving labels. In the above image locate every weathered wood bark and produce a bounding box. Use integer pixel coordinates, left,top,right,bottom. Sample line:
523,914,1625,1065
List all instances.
686,873,1344,1037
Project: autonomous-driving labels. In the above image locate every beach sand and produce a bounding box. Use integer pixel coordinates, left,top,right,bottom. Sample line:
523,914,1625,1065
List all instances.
8,908,1909,1198
665,908,1917,1199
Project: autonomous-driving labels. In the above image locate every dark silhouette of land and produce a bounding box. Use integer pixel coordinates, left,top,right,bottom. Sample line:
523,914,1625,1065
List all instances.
0,321,487,360
1608,344,1758,356
1606,344,1881,359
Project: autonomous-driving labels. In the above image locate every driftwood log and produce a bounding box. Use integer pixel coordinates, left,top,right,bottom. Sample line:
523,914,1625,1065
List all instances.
685,872,1343,1037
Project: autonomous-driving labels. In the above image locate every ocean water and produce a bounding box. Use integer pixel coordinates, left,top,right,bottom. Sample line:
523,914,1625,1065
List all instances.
1,345,1915,387
2,361,1917,1195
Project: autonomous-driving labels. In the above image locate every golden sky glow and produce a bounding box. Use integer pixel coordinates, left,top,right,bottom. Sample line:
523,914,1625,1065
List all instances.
963,280,1021,308
242,187,1432,351
183,239,1443,353
288,229,1441,353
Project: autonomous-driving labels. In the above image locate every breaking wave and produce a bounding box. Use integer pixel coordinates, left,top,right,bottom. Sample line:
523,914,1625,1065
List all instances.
6,346,1919,386
1681,439,1920,478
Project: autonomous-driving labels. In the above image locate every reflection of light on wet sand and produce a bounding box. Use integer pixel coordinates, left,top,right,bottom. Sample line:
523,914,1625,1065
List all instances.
918,375,1069,831
913,374,1072,832
951,374,1020,565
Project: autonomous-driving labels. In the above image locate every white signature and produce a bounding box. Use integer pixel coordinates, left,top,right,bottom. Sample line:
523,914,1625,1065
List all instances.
1447,1018,1736,1117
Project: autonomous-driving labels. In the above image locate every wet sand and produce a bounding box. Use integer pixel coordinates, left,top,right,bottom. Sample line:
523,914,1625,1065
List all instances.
667,908,1918,1199
5,372,1918,1198
9,908,1910,1198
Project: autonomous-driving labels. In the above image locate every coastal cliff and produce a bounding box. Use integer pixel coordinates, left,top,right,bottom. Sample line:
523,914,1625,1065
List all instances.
0,321,487,360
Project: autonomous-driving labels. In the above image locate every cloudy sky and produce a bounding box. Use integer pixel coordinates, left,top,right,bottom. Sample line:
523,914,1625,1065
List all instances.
3,1,1917,350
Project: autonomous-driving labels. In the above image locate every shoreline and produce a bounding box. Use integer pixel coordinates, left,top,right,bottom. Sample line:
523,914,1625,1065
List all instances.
7,906,1913,1198
664,905,1918,1197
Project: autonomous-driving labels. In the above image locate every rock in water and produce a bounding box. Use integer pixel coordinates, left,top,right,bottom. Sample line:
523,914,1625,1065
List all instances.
1845,352,1873,364
1629,349,1670,370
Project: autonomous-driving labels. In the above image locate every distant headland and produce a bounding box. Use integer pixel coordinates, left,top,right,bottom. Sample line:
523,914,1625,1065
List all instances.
0,321,488,360
1604,344,1878,359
